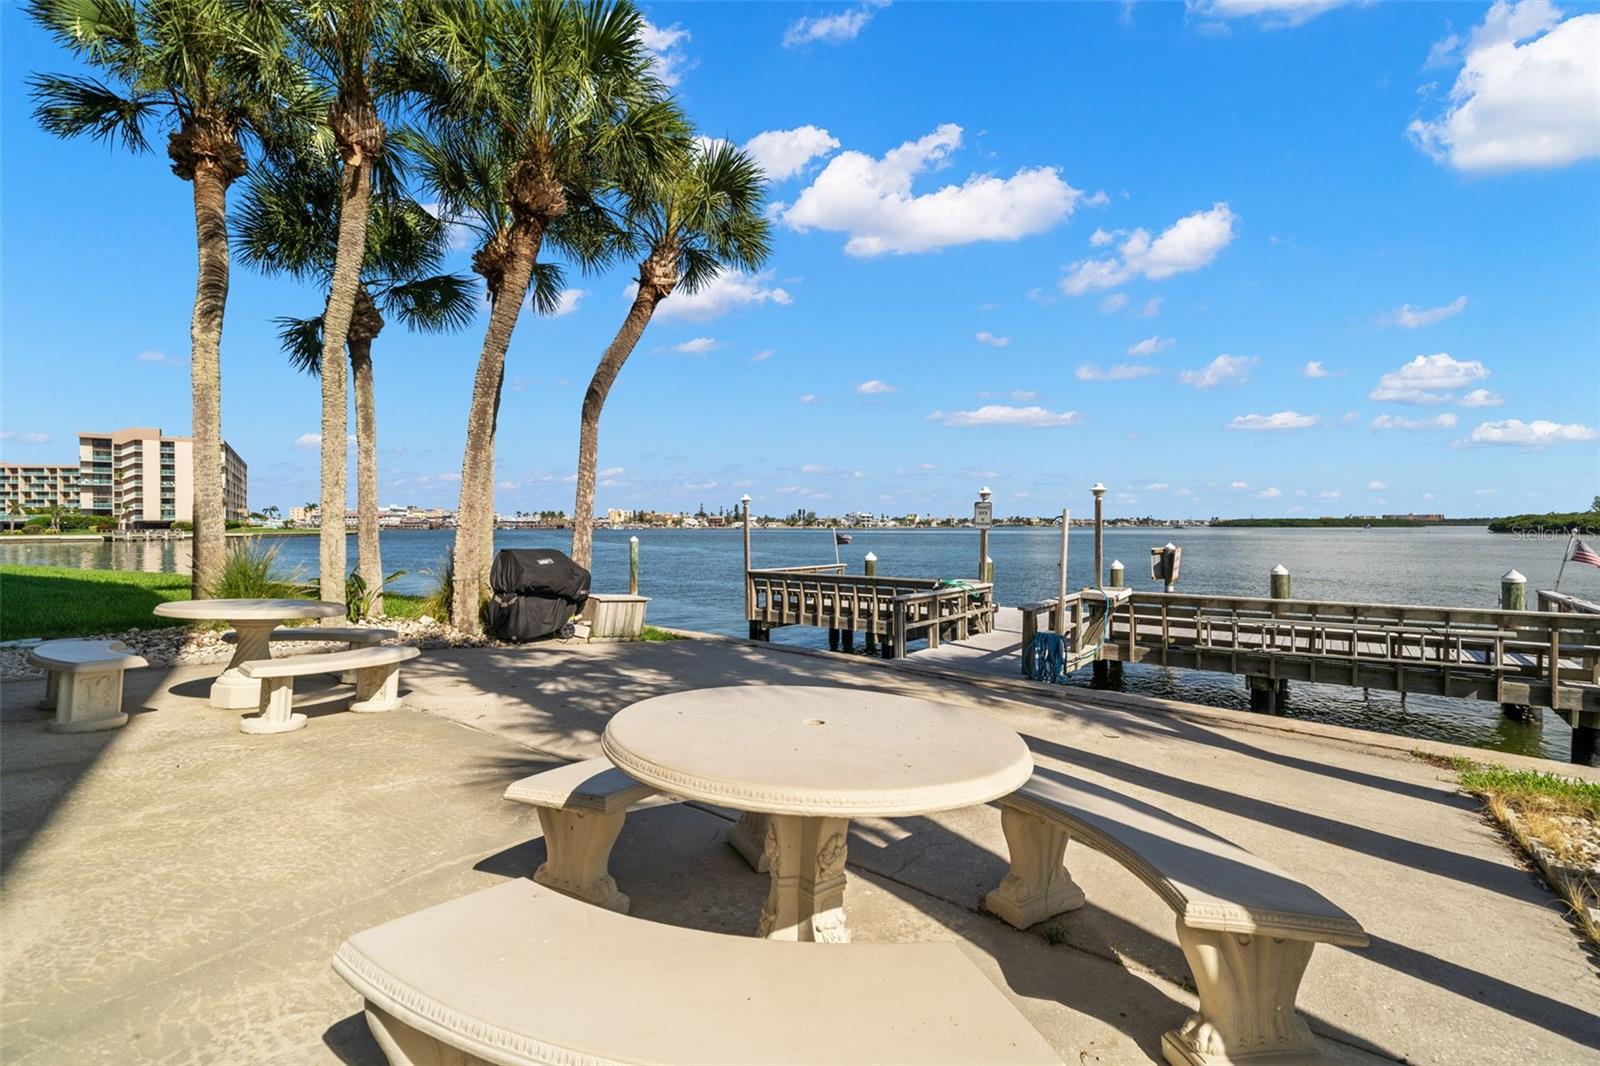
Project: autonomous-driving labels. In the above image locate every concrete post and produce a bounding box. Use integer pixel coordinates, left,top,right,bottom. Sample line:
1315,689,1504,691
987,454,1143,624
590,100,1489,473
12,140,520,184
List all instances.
628,536,639,596
1499,569,1538,726
864,552,878,656
1091,483,1107,587
1107,560,1124,588
1057,508,1070,636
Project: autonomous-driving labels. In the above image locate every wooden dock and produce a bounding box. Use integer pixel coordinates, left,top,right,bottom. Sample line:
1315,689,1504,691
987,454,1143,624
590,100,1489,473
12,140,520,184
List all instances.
745,564,995,658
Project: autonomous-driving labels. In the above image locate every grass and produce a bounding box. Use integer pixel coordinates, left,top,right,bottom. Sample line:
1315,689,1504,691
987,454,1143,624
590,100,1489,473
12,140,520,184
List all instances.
638,625,687,642
1,566,194,639
1451,756,1600,948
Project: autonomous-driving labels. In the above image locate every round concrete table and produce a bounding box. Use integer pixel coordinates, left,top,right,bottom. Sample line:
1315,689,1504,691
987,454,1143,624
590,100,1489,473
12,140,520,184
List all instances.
602,685,1033,943
153,598,345,710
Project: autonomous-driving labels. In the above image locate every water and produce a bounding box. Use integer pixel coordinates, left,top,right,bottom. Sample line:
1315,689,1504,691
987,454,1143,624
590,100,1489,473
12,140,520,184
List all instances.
6,525,1595,760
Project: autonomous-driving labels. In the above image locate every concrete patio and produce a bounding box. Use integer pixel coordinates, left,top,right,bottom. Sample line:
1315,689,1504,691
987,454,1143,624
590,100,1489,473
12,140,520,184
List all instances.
2,634,1596,1065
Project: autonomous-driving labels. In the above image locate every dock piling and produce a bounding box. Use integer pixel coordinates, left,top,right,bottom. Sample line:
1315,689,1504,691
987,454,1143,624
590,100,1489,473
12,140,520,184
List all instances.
864,553,878,655
1499,570,1538,726
628,536,639,596
1107,560,1124,589
1091,483,1107,586
1249,565,1292,713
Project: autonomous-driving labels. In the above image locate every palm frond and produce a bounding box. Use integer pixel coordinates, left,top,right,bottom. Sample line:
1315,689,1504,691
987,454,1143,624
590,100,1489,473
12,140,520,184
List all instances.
385,274,478,334
26,73,156,152
274,314,325,376
529,261,568,316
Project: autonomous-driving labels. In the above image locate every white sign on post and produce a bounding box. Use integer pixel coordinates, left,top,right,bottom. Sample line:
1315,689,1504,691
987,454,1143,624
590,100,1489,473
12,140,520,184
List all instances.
973,500,993,529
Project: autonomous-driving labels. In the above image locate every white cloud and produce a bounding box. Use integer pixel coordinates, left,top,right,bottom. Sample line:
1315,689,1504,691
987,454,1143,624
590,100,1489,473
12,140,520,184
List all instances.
1127,335,1175,357
1229,481,1250,490
1319,490,1343,500
294,433,321,450
1369,353,1489,404
1256,486,1283,499
782,1,889,47
1139,297,1163,318
0,430,50,443
1060,203,1237,295
855,379,898,395
135,349,185,366
551,288,587,317
1089,227,1117,247
930,404,1081,428
1368,480,1387,491
799,393,819,404
1459,418,1599,446
1227,411,1320,431
1371,413,1459,430
1187,0,1359,28
1076,363,1160,382
1010,389,1037,401
743,126,841,180
1409,3,1599,172
1379,295,1468,329
1180,354,1257,389
1459,388,1504,407
749,349,775,363
1144,482,1171,491
652,269,792,321
784,124,1080,256
671,337,718,354
1099,293,1129,314
975,331,1010,347
1303,360,1337,378
639,18,694,87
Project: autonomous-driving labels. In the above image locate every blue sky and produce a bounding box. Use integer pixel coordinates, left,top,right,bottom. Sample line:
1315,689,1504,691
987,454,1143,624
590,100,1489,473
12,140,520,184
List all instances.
3,0,1597,519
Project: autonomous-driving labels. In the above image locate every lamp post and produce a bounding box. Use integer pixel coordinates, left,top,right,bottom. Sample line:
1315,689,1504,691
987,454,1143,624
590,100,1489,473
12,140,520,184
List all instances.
1091,483,1107,588
975,485,993,581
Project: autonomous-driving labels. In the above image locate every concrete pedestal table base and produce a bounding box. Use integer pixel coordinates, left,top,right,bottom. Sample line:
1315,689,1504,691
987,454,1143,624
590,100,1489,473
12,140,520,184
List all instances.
152,598,346,710
602,685,1034,943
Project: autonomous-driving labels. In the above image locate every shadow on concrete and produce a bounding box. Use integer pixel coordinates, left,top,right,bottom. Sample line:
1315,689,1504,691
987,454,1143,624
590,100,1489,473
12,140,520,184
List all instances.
322,1012,383,1066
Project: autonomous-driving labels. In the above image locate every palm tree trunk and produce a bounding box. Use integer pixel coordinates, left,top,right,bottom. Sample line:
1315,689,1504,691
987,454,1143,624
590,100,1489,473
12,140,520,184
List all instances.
571,286,662,569
451,226,543,633
317,159,373,615
188,161,232,598
350,338,383,617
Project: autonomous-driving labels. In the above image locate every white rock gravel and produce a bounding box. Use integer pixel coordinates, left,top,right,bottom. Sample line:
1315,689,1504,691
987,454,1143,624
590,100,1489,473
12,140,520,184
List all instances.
0,616,536,679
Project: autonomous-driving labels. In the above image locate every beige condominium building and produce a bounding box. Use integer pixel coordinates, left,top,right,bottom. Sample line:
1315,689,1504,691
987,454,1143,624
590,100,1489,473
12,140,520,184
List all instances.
0,463,80,515
77,428,248,527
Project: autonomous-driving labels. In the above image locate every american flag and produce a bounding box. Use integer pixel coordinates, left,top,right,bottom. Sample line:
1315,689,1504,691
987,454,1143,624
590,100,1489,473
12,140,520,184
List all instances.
1572,538,1600,569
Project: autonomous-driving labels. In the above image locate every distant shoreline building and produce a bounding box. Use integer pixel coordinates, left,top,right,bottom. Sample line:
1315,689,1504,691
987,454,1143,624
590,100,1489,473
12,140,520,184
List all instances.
0,427,246,528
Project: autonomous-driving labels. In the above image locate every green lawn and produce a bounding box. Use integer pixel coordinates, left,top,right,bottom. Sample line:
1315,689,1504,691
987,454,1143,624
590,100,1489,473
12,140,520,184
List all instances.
0,566,433,639
1,566,195,639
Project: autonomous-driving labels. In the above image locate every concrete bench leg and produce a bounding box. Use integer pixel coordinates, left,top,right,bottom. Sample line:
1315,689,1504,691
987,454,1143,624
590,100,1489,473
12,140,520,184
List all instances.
241,677,307,735
49,670,130,734
727,811,773,873
985,805,1086,929
350,663,402,713
533,806,630,913
38,670,60,713
338,641,361,685
363,1003,458,1066
1163,920,1316,1066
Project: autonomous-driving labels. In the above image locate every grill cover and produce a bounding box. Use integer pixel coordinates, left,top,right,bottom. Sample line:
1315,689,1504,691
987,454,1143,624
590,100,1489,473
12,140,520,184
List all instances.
484,549,591,642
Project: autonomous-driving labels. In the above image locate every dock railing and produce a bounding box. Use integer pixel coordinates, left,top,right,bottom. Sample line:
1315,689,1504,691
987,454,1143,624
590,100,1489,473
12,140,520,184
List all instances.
1016,590,1600,719
746,566,995,657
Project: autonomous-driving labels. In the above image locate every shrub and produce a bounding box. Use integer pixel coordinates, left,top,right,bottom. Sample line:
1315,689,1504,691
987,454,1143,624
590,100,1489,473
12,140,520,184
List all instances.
208,537,307,599
420,554,454,623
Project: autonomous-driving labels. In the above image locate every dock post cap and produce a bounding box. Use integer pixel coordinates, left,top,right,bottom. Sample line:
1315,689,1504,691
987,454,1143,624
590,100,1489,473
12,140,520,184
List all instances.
864,552,877,561
629,534,638,543
740,494,750,502
1164,542,1176,550
1110,559,1124,569
1502,569,1526,583
1091,482,1107,496
979,485,992,499
1271,564,1290,575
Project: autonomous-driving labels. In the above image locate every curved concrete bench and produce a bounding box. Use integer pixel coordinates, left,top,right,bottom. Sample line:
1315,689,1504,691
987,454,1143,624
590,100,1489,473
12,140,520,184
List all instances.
333,878,1062,1066
224,626,398,682
237,645,419,735
29,639,148,734
984,773,1367,1066
504,757,662,914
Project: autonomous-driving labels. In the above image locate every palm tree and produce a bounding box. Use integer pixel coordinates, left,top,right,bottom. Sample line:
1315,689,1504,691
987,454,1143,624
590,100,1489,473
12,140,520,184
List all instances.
402,0,680,633
286,0,407,612
27,0,317,597
569,139,770,569
235,157,478,616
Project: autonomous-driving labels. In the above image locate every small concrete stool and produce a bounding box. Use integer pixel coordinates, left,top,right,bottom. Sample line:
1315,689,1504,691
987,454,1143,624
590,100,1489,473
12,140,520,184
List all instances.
29,639,149,733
